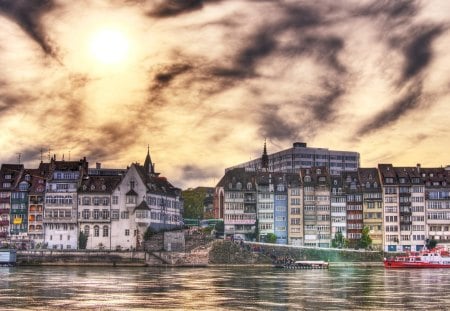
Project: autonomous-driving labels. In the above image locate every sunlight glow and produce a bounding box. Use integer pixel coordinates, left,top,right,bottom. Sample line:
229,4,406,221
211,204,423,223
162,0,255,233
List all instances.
89,29,130,65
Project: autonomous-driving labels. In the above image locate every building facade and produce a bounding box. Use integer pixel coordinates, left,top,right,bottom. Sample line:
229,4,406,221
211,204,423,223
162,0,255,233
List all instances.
227,142,360,176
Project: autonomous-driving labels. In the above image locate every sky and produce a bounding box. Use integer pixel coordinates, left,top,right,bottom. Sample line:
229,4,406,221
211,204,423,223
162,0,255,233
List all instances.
0,0,449,190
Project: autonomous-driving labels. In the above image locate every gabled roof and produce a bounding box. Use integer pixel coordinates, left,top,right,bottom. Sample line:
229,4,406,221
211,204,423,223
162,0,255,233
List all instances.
0,164,24,191
126,188,138,196
79,175,122,193
134,200,150,212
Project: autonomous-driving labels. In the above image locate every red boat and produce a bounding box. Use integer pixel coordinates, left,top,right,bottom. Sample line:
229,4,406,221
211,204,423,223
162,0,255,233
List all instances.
384,246,450,268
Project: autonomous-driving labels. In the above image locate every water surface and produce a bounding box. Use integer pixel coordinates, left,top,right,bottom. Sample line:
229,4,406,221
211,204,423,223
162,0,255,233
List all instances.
1,265,449,310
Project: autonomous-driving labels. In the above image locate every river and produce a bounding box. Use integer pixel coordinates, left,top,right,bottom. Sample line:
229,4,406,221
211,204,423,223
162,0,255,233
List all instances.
1,265,449,310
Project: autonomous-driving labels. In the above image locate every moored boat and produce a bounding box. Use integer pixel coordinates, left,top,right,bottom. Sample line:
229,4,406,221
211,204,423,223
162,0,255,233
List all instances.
0,249,16,267
384,246,450,268
275,260,329,269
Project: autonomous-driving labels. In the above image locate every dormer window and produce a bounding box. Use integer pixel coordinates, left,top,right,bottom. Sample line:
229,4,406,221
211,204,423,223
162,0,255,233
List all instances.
247,182,252,190
228,182,233,190
373,182,378,188
333,180,338,185
19,181,28,191
277,184,284,192
130,180,135,189
91,185,95,190
236,182,242,190
399,178,405,184
304,176,311,183
316,169,321,175
25,174,31,181
366,182,370,189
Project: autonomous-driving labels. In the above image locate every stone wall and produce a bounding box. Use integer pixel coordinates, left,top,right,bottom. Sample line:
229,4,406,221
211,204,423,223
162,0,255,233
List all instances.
17,250,147,266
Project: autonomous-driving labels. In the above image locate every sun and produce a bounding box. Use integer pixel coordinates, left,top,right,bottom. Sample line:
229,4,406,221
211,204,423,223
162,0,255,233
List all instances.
89,28,130,65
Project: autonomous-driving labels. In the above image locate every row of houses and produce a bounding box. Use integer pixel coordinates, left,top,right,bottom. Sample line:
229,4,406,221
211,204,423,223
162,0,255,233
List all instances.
214,163,450,252
0,149,183,250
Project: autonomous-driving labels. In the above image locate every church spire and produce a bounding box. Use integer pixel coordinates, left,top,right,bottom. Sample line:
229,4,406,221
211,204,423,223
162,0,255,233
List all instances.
261,139,269,171
144,145,154,174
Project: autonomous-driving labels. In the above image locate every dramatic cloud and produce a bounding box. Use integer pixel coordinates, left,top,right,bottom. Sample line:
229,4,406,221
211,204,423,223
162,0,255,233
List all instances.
0,0,57,56
1,0,450,188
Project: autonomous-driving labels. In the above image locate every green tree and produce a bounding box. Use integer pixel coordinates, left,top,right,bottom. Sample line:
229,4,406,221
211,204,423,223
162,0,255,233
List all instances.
331,232,348,248
265,233,277,244
358,226,372,250
182,188,207,219
426,238,438,250
78,231,88,250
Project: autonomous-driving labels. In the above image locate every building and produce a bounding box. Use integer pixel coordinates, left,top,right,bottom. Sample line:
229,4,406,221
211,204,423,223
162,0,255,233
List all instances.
330,175,346,243
44,157,88,250
343,171,363,248
110,148,183,251
359,168,383,250
300,167,331,247
0,164,24,245
78,175,122,250
287,176,303,245
227,142,360,176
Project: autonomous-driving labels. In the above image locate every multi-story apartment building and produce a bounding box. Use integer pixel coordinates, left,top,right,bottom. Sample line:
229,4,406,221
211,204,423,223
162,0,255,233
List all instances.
44,157,88,250
343,171,363,248
359,168,383,250
27,166,48,247
330,175,346,241
287,178,303,245
424,167,450,247
256,173,275,242
217,168,257,241
78,175,122,250
300,167,331,247
0,164,24,244
10,170,31,246
274,175,289,244
227,142,360,176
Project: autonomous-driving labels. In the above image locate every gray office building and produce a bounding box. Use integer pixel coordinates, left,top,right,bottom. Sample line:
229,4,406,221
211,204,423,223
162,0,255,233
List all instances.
227,142,360,175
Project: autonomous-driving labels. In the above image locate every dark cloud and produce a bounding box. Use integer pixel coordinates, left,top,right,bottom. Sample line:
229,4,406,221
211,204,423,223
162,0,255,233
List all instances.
401,26,444,80
152,63,192,88
357,0,418,19
357,84,422,136
257,104,299,141
147,0,223,18
178,164,220,182
307,81,344,122
0,0,57,56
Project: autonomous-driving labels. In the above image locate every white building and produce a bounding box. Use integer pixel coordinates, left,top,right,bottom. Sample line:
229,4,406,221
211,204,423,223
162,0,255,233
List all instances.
44,157,88,250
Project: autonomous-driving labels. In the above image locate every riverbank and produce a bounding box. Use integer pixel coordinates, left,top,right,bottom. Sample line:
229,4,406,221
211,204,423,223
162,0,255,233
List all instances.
13,240,385,267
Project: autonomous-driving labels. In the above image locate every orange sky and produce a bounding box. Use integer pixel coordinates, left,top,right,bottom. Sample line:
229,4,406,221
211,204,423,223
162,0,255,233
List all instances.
0,0,449,189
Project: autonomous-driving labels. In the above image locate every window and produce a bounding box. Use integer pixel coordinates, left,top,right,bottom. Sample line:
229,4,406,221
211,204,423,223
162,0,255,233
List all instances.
130,180,135,189
82,209,90,220
94,225,99,237
121,211,129,219
102,197,109,206
93,197,100,206
84,225,90,236
83,197,91,205
112,196,118,205
111,209,120,220
125,229,130,236
93,209,100,220
101,209,109,220
103,226,109,237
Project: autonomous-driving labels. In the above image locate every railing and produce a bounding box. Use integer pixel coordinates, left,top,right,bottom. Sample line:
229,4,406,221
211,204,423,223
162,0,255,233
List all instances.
0,220,9,226
0,208,10,214
0,232,7,238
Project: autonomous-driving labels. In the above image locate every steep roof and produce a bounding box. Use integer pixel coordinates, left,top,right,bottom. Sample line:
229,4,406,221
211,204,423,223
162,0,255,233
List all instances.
79,175,122,193
0,164,24,191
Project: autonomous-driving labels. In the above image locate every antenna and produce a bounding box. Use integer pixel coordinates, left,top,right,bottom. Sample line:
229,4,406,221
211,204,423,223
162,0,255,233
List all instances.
48,148,52,161
40,148,44,163
69,150,71,161
17,153,22,164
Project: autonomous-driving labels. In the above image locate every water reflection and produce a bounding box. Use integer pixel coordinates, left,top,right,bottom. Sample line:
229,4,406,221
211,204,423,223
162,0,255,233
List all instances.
1,266,450,310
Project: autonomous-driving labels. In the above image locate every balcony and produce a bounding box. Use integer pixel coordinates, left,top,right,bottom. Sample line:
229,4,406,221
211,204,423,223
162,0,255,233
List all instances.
0,208,10,214
0,220,9,226
0,232,7,238
0,197,10,204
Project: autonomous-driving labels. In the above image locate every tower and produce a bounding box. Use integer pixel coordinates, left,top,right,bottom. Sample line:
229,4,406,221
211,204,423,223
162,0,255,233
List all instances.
261,139,269,171
143,145,155,175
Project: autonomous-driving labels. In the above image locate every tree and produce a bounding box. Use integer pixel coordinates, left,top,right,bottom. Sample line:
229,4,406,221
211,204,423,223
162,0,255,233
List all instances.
78,231,88,250
426,238,438,250
182,188,207,219
265,233,277,244
358,226,372,250
331,232,348,248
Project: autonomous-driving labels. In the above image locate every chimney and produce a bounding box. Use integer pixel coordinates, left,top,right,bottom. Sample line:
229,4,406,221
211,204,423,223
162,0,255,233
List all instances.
417,163,421,173
96,162,101,169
